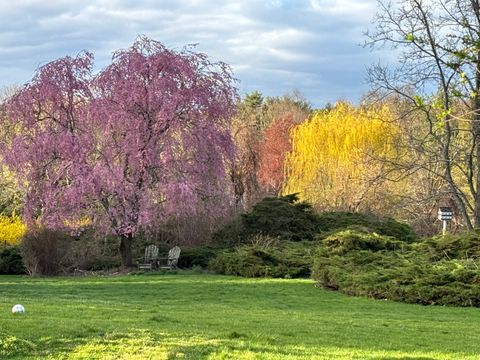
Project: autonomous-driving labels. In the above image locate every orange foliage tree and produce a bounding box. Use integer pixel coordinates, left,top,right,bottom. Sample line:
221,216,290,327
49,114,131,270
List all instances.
258,114,297,194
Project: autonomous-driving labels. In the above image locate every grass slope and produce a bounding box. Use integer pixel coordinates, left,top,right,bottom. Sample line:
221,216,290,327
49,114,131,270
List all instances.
0,273,479,359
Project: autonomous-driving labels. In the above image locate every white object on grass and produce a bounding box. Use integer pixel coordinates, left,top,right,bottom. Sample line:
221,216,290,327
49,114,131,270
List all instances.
12,304,25,314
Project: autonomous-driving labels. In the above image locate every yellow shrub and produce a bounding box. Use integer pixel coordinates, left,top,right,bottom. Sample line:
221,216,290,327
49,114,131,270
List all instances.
0,215,26,246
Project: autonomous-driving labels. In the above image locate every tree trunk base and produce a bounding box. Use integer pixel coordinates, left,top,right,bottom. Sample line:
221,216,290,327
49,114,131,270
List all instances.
119,233,133,267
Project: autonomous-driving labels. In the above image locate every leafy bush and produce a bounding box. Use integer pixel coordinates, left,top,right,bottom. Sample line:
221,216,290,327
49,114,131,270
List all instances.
242,194,320,241
213,195,416,246
21,228,73,276
77,256,121,271
316,212,417,242
212,217,245,246
213,194,321,245
313,229,480,307
322,227,408,255
0,246,25,274
415,230,480,260
0,215,26,246
209,238,312,278
177,246,222,268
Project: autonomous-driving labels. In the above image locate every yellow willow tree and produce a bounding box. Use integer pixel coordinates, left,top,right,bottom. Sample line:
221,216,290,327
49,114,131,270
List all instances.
283,102,401,212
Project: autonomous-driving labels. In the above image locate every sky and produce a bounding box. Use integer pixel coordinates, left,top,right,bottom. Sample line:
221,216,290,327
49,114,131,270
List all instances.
0,0,384,108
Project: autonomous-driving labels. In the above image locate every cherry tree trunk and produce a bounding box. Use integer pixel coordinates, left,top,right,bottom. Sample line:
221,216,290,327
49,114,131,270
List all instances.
119,233,133,267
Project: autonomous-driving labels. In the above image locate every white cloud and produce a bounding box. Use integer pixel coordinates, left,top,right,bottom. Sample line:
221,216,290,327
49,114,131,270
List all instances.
309,0,376,17
0,0,379,106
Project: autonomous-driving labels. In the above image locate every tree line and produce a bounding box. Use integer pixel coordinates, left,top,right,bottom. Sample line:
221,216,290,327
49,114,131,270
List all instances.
0,0,479,267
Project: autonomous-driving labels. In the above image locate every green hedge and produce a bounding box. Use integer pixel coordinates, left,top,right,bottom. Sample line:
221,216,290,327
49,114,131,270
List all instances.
209,240,312,278
321,227,408,254
210,195,416,280
312,229,480,307
241,195,321,241
213,195,417,246
415,230,480,260
0,246,25,274
316,212,417,242
213,194,321,245
177,246,222,268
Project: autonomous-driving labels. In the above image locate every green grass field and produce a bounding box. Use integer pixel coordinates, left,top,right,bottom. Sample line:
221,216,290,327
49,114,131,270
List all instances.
1,273,480,359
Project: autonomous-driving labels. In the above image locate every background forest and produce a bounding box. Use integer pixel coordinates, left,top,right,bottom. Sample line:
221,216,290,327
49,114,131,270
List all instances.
0,87,449,250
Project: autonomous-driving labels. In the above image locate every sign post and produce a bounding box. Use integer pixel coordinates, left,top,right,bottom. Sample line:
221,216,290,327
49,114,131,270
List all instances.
438,207,453,236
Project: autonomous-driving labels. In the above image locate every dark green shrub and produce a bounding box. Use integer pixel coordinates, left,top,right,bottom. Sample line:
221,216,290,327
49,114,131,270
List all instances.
177,246,222,268
209,248,273,278
322,227,407,255
242,194,320,241
209,239,312,278
214,196,416,246
213,194,321,245
316,212,417,242
212,217,245,246
77,256,121,271
414,230,480,260
0,246,25,274
313,229,480,307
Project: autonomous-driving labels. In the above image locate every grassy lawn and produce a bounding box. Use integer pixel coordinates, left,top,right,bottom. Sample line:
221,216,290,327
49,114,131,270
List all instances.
0,273,480,359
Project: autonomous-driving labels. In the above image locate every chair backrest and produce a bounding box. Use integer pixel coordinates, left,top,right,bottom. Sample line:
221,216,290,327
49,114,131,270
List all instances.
167,246,181,266
144,245,159,262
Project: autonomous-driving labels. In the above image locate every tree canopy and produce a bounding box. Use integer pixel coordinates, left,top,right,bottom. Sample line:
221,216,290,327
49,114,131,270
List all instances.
283,102,399,212
366,0,480,228
1,37,237,266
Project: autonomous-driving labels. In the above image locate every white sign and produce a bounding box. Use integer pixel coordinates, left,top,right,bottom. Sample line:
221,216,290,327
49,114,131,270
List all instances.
438,207,453,220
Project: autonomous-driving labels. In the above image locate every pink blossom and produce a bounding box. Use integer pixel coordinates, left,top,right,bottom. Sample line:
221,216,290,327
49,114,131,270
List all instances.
2,37,237,266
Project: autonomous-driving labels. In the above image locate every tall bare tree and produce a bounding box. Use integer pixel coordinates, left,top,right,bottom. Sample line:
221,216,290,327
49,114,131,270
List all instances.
366,0,480,228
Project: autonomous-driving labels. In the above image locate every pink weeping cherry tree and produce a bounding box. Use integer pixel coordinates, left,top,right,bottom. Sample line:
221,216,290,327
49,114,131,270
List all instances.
2,37,237,266
1,51,94,227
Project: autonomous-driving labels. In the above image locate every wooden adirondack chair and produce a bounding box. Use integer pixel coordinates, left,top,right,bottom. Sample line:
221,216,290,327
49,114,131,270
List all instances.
138,244,159,270
158,246,181,270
